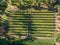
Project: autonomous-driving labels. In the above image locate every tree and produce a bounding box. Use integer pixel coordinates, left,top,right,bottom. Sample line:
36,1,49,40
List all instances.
0,0,7,14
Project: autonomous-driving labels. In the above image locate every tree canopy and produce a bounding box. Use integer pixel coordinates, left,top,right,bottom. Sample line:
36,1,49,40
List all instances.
0,0,7,13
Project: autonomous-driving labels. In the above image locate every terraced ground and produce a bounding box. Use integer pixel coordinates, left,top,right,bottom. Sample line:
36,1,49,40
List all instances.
7,10,56,40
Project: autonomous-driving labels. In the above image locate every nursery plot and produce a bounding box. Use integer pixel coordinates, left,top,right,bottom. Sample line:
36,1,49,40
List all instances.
8,10,55,40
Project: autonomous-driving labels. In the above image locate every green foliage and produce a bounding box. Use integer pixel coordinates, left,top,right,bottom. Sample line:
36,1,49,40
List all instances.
10,39,55,45
0,39,55,45
2,14,8,22
25,39,54,45
56,34,60,42
0,0,7,7
0,0,7,13
11,0,20,6
0,38,8,45
23,0,33,3
11,0,57,10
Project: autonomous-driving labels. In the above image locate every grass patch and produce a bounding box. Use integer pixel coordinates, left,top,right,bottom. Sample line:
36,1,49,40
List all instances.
56,34,60,42
10,39,55,45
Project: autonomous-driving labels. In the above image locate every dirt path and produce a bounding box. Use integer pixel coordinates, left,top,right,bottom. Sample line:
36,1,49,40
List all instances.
55,13,60,45
55,13,60,32
56,42,60,45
